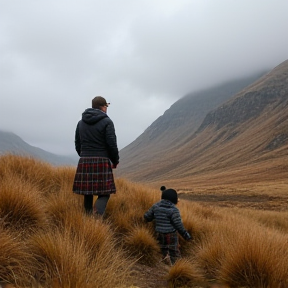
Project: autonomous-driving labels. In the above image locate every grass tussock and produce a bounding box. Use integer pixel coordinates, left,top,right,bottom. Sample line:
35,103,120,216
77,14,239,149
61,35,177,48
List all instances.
0,223,36,286
1,154,288,287
29,225,132,288
0,154,57,194
219,228,288,287
167,258,205,288
106,178,159,234
0,175,47,235
194,216,288,287
45,187,83,227
124,226,161,265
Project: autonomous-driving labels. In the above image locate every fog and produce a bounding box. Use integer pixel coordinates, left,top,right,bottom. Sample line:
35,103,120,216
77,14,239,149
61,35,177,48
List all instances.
1,0,287,155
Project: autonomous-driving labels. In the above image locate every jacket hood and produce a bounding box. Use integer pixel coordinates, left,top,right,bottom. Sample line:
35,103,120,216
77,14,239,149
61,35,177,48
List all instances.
159,199,176,208
82,108,108,125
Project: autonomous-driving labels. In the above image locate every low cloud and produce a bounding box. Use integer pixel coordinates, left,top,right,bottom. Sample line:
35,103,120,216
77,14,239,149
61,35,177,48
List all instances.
0,0,287,154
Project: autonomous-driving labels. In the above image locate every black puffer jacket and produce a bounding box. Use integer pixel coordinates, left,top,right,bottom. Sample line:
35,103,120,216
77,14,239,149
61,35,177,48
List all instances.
75,108,119,165
144,199,191,240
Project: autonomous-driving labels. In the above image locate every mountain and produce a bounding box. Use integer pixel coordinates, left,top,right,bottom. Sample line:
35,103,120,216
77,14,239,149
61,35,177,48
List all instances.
0,130,78,166
116,60,288,187
120,74,265,160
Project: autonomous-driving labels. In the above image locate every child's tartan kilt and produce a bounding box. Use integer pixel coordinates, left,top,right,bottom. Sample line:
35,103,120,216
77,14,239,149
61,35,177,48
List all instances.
157,231,179,250
73,157,116,195
157,231,181,262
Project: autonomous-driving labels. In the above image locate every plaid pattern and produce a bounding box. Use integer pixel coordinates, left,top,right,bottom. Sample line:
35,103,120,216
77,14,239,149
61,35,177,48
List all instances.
157,231,181,264
73,157,116,195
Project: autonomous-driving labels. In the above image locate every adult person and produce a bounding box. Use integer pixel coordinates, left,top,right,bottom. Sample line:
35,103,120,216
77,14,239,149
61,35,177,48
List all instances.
72,96,119,217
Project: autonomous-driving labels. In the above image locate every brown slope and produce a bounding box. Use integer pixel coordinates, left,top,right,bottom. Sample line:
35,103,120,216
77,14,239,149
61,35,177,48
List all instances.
116,60,288,187
117,74,265,178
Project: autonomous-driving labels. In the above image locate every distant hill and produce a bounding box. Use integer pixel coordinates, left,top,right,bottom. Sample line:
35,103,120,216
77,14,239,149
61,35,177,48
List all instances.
0,130,78,166
117,71,266,180
116,60,288,187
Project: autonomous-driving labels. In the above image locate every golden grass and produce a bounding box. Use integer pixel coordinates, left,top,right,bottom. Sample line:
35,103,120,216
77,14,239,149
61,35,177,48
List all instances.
155,160,288,198
124,226,161,265
105,178,159,234
167,258,205,288
0,175,47,236
219,228,288,287
1,154,288,287
0,223,36,286
0,155,135,288
192,215,288,287
0,154,58,194
227,207,288,233
29,224,132,288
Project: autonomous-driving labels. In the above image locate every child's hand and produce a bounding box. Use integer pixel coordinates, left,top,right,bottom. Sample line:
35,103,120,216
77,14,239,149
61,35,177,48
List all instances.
184,231,192,241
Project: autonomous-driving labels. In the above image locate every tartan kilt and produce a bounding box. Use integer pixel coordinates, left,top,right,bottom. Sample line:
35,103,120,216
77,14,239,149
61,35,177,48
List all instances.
157,231,179,250
72,157,116,196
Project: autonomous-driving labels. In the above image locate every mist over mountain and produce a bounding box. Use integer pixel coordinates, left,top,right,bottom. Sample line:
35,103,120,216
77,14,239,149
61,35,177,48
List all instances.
2,59,287,185
0,130,78,166
116,60,288,185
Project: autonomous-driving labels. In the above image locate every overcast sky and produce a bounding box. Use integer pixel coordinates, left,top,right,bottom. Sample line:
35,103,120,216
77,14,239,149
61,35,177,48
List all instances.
1,0,288,155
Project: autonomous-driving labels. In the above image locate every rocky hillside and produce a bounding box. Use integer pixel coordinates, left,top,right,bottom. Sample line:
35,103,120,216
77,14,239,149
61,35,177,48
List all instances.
116,60,288,187
0,130,78,166
121,74,265,158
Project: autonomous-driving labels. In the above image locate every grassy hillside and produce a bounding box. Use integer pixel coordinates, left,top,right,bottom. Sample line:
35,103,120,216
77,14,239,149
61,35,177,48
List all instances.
118,73,265,180
1,155,288,287
116,61,288,196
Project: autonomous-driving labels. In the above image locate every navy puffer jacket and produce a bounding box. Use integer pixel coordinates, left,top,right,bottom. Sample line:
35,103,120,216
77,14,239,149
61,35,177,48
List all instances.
144,199,191,240
75,108,119,165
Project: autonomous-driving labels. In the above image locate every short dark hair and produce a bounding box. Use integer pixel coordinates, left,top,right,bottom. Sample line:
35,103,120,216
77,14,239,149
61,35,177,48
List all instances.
92,96,110,109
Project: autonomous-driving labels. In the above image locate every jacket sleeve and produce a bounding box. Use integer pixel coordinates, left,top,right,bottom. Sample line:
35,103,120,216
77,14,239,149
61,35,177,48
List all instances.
144,206,155,222
171,210,192,241
105,120,119,165
75,122,81,156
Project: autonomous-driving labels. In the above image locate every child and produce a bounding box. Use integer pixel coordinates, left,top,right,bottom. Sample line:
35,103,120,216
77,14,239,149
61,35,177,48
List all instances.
144,188,192,265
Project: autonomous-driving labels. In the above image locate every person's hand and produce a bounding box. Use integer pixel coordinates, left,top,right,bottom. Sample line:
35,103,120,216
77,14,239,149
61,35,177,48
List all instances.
184,231,192,241
112,163,118,169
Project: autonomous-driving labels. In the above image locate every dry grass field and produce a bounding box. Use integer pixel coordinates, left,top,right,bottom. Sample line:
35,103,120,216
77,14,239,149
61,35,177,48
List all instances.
149,154,288,213
1,154,288,288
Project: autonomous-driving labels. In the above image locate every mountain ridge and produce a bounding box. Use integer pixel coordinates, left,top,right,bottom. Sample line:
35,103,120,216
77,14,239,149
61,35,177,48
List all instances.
0,130,78,166
116,60,288,187
117,72,267,177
